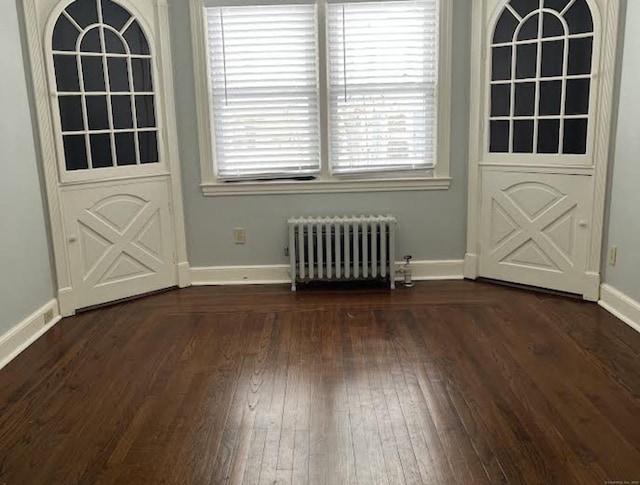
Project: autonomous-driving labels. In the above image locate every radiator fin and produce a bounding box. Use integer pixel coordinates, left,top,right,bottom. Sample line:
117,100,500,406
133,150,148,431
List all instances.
288,215,396,291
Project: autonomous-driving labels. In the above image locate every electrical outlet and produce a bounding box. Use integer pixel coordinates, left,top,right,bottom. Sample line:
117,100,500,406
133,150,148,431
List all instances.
608,246,618,266
233,228,246,245
44,309,54,324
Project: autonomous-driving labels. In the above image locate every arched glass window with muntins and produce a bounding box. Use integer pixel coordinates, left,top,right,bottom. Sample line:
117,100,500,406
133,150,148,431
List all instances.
489,0,594,155
52,0,158,171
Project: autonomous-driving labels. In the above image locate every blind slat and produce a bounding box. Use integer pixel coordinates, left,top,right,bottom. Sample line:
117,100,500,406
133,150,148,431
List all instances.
207,4,320,180
328,0,438,174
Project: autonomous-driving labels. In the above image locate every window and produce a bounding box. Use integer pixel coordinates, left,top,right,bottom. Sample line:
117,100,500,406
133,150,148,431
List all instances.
193,0,451,194
489,0,594,155
207,4,320,180
51,0,160,175
328,1,438,174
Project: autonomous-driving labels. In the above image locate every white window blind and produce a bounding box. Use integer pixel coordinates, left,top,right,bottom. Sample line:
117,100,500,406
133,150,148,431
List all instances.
206,4,320,180
328,0,438,174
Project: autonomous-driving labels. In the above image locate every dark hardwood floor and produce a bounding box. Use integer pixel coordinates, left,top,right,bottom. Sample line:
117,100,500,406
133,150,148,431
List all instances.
0,280,639,484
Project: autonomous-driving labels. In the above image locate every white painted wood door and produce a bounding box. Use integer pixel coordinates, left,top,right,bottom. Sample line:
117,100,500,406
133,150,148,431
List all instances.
468,0,618,300
62,180,175,308
25,0,188,312
479,171,592,294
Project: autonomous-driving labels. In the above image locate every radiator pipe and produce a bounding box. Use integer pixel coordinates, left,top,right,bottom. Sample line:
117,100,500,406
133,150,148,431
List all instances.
402,255,414,287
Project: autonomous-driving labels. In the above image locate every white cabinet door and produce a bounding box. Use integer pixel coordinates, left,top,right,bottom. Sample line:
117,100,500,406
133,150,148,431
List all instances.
62,179,176,308
479,171,592,294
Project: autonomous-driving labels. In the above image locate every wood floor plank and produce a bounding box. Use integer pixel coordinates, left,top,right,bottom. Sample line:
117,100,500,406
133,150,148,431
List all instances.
0,281,638,484
346,311,391,485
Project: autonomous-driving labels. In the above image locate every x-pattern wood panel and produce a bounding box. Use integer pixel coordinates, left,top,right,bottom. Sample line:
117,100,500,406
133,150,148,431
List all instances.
490,190,578,273
76,199,164,288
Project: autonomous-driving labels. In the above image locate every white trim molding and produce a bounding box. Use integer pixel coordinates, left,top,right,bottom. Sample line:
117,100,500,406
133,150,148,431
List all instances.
190,0,453,195
190,260,464,286
201,177,451,196
599,284,640,335
0,299,62,371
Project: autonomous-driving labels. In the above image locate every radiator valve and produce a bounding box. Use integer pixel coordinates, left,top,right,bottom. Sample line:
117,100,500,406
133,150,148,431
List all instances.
402,255,414,287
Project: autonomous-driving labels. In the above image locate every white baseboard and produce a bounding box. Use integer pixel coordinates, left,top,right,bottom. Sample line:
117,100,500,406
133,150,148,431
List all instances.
177,261,191,288
463,253,478,279
190,260,464,286
191,264,290,286
0,299,62,371
583,272,601,302
599,284,640,334
57,287,75,317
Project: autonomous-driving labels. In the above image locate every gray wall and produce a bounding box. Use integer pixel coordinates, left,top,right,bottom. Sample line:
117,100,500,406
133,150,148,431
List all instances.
168,0,472,267
603,0,640,302
0,1,55,332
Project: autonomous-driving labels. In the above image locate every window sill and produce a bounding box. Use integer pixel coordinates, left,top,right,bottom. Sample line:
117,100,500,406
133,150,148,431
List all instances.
200,176,451,196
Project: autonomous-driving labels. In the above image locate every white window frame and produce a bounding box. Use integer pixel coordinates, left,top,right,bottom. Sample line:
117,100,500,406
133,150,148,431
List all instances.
190,0,452,196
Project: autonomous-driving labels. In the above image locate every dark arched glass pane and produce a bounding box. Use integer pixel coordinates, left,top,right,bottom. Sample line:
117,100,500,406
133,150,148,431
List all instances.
517,14,539,41
492,46,512,81
123,21,150,55
565,79,591,115
79,28,101,53
515,43,537,79
539,80,562,115
564,0,593,34
58,96,84,131
490,121,510,152
514,82,535,116
90,133,113,167
132,58,153,92
81,56,106,91
568,37,593,75
537,119,560,153
138,131,159,164
52,15,79,51
513,120,534,153
510,0,539,18
493,10,518,44
63,135,88,170
102,0,131,31
104,30,126,54
542,13,564,38
54,55,80,91
544,0,571,12
65,0,99,29
107,57,130,91
491,84,511,117
541,40,564,77
563,119,588,154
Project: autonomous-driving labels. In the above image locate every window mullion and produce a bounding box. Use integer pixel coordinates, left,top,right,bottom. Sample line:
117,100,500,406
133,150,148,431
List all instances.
317,0,331,179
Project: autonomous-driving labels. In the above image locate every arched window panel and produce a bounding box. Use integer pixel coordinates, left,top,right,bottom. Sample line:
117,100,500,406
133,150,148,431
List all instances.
51,0,158,172
80,28,101,52
511,0,539,18
104,30,126,54
102,0,131,30
489,0,594,156
493,10,518,43
517,15,539,41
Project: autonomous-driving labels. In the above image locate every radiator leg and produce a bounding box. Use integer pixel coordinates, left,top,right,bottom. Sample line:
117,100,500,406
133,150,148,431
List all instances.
390,277,395,290
291,280,297,292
